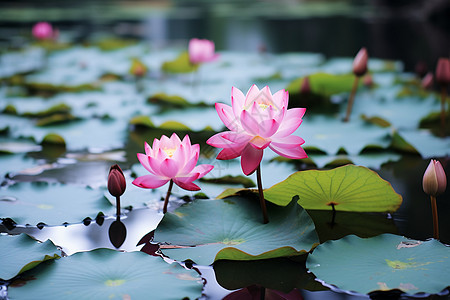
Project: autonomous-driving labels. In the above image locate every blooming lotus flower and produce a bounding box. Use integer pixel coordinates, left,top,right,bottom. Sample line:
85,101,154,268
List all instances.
352,47,368,77
32,22,53,40
188,38,219,65
207,85,307,176
423,159,447,197
133,133,213,191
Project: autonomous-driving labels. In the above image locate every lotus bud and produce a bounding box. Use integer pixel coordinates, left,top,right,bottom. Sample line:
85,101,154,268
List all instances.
300,76,311,94
108,164,126,197
421,73,434,90
435,58,450,85
423,159,447,197
415,61,428,78
352,47,368,77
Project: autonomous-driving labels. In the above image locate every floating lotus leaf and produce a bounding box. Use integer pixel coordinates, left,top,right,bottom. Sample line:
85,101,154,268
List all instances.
154,197,319,266
8,248,202,300
214,255,326,293
129,115,155,128
307,234,450,295
396,130,450,158
199,175,256,188
264,165,402,212
0,234,60,280
129,58,148,76
161,52,199,73
147,93,208,110
287,73,357,98
95,37,138,51
297,115,391,155
0,182,113,225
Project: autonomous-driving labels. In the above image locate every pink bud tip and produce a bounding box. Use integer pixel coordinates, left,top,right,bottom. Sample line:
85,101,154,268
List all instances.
423,159,447,197
352,47,368,77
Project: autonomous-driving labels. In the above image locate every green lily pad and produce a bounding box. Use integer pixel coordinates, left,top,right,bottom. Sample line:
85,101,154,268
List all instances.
40,133,66,147
95,37,138,51
154,197,319,266
161,52,199,73
8,248,202,300
22,103,72,118
287,73,358,98
199,175,256,188
159,121,192,131
419,110,450,137
214,255,326,293
264,165,402,212
129,115,155,128
307,234,450,295
0,234,60,280
395,130,450,158
147,93,208,110
0,182,112,225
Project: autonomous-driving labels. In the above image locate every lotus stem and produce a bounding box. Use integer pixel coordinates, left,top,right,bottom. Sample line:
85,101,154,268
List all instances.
343,76,360,122
256,165,269,224
440,85,447,137
163,179,174,214
115,196,121,221
330,203,336,226
430,195,439,240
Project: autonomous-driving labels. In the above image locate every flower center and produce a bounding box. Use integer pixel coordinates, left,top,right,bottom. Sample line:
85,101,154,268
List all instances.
163,148,176,157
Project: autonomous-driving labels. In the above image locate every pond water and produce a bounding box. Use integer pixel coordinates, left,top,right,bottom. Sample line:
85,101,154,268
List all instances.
1,1,450,299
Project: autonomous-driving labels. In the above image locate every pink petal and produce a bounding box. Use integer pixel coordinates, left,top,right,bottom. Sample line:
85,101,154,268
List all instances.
240,110,260,135
273,108,306,138
244,84,260,108
216,103,239,131
160,158,180,178
241,144,263,175
269,143,307,159
132,174,169,189
217,147,245,160
271,89,286,109
170,133,182,145
180,151,199,174
231,86,245,115
259,119,280,138
144,142,153,156
171,143,186,168
207,132,251,149
137,153,154,174
150,151,163,173
191,164,214,178
271,135,305,149
173,179,201,191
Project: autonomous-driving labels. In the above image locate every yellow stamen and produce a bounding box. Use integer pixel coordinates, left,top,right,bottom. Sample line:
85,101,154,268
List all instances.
163,148,176,157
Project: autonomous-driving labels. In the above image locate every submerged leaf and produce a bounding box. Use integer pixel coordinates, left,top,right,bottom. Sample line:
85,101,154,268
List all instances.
264,165,402,212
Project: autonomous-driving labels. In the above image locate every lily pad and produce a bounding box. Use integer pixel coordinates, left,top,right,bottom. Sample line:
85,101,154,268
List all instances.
307,234,450,295
264,165,402,212
287,73,357,98
0,182,112,225
199,175,256,188
161,52,199,73
8,248,202,300
154,197,319,266
0,234,60,280
147,93,208,110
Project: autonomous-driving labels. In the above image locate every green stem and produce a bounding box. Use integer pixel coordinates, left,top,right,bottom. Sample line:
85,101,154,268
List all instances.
343,76,360,122
256,165,269,224
430,195,439,240
440,85,447,137
163,179,174,214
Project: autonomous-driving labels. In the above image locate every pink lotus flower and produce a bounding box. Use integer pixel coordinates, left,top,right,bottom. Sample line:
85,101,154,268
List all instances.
133,133,213,191
188,38,219,65
207,85,307,175
32,22,54,40
423,159,447,197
